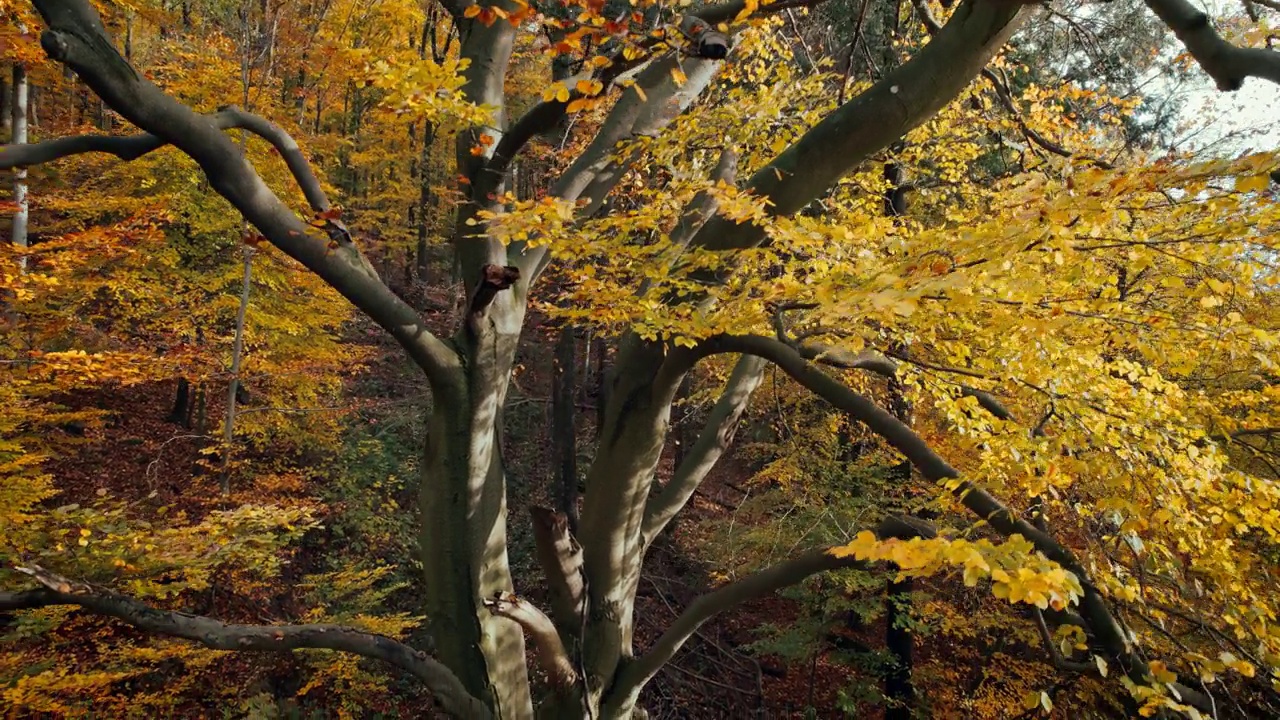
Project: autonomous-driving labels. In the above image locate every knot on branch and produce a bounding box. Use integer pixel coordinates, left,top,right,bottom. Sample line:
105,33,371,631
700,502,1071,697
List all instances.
679,17,730,59
40,30,73,63
468,264,521,314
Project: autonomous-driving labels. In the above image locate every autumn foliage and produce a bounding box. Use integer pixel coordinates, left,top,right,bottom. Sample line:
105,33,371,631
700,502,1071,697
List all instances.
3,0,1280,717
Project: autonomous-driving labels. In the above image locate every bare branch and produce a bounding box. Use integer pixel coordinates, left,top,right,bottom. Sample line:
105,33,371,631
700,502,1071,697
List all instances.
215,105,332,214
1145,0,1280,90
1,105,336,214
1,131,166,167
3,566,490,720
483,592,577,688
641,354,768,547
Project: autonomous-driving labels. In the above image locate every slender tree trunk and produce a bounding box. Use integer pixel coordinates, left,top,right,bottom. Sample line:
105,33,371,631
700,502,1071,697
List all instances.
881,151,917,719
221,246,253,493
593,334,608,435
11,64,29,270
884,575,916,720
169,378,192,426
221,21,255,494
1,72,11,141
194,383,207,433
553,327,579,532
416,122,437,281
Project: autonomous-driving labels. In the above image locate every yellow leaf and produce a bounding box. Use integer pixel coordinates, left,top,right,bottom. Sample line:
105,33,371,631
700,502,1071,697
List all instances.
463,4,481,17
671,66,687,86
1236,174,1270,193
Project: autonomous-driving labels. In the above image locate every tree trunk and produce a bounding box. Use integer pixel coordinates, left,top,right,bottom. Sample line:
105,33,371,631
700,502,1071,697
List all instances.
169,378,192,426
221,247,253,494
418,301,533,718
881,153,917,719
884,576,916,720
1,72,11,140
11,64,29,269
579,338,688,714
415,121,436,282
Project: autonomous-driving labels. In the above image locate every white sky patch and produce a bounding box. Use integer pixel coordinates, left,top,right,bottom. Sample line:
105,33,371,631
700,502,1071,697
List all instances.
1166,0,1280,154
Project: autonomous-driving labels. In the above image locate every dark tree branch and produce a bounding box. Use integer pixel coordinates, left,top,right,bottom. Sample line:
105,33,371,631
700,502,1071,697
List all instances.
1145,0,1280,90
1,105,335,215
2,566,490,719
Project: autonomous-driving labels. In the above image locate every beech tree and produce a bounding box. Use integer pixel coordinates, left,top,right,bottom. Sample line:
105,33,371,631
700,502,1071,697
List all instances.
2,0,1279,718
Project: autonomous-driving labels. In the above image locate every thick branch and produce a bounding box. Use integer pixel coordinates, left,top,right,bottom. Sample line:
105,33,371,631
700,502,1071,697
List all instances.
691,0,1026,252
2,568,489,719
30,0,461,386
1145,0,1280,90
530,506,586,638
510,50,724,282
483,592,577,688
1,131,166,167
695,0,828,25
216,105,332,213
641,354,768,546
670,148,739,250
476,0,819,199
